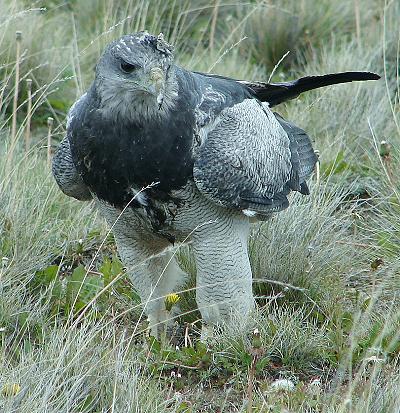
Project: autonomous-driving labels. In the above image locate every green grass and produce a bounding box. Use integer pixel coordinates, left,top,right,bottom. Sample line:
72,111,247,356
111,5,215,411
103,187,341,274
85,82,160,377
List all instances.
1,0,400,411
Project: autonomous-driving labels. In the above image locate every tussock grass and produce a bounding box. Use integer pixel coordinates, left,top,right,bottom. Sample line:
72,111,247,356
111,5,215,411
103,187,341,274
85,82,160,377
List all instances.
0,320,171,412
1,0,400,411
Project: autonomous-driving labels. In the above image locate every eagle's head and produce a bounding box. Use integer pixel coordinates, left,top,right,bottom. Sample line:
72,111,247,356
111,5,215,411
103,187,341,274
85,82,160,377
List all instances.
94,32,178,121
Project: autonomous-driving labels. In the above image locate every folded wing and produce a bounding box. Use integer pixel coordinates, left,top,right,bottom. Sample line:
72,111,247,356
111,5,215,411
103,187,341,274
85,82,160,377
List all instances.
193,99,316,215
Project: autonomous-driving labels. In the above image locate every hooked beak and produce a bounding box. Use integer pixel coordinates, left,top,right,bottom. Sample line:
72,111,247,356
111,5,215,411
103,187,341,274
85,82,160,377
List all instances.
148,67,165,109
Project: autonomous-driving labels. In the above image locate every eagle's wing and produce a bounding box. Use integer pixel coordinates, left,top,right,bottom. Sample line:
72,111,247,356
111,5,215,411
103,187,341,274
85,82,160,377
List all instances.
193,99,317,215
52,95,92,201
273,111,318,194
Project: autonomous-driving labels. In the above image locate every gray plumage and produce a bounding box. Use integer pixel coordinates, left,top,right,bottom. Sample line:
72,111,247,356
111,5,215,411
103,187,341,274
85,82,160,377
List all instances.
52,136,92,201
194,100,293,214
52,32,379,337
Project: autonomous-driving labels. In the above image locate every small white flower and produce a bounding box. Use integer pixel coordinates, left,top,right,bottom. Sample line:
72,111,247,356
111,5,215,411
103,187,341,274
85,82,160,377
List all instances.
343,399,352,407
270,379,295,392
365,355,385,363
310,378,321,387
309,378,322,395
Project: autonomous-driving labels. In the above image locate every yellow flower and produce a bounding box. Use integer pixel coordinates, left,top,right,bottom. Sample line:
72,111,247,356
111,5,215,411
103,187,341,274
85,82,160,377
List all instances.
165,293,180,311
2,383,21,397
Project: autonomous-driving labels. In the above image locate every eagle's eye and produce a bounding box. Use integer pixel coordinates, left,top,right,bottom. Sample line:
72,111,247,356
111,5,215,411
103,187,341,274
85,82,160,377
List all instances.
120,60,137,74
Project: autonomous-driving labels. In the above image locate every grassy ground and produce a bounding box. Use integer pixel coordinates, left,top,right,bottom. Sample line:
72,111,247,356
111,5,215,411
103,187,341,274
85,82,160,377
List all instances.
1,0,400,411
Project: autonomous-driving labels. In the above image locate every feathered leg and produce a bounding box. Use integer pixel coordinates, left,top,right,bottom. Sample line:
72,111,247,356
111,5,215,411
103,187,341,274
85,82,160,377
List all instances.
97,201,186,338
119,242,186,338
191,212,254,337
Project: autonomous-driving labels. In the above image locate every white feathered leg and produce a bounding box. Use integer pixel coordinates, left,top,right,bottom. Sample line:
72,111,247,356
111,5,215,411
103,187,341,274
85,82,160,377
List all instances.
191,213,254,336
97,201,186,338
116,239,186,337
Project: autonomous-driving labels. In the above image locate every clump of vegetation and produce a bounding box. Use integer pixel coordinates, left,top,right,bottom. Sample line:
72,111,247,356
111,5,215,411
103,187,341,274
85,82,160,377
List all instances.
1,0,399,411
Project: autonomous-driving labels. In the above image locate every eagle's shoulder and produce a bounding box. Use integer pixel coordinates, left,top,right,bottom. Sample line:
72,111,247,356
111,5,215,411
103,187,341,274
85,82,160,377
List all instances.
190,70,253,117
66,92,91,132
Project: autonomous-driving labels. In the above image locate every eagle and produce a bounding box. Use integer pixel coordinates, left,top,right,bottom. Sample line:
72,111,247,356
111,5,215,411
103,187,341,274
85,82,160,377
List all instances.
52,32,379,338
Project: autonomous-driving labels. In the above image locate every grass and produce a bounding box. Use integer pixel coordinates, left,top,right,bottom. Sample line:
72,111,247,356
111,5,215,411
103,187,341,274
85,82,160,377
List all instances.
1,0,400,411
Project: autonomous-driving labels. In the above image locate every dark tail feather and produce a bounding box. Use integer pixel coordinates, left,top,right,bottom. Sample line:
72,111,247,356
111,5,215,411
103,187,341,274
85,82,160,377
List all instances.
243,72,380,107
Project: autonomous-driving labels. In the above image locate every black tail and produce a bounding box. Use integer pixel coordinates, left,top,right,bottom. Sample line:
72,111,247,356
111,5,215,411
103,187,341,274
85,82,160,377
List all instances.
243,72,380,107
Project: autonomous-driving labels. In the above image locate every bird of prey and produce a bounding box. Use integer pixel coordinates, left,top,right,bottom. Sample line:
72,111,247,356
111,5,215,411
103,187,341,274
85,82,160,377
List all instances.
52,32,379,338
